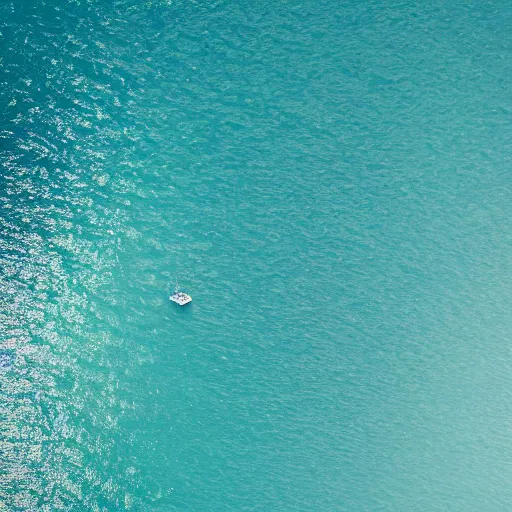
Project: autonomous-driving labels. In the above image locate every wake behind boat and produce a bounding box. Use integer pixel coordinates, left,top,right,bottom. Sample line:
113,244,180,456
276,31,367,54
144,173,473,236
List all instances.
169,282,192,306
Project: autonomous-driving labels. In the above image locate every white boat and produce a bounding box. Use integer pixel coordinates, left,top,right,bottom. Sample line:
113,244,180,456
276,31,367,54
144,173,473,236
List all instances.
169,282,192,306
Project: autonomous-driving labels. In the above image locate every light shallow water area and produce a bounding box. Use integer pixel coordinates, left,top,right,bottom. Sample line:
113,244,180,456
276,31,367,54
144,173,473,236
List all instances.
1,0,512,510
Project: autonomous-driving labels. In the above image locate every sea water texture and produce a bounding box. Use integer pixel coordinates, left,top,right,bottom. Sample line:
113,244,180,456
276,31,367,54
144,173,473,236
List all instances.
0,1,511,510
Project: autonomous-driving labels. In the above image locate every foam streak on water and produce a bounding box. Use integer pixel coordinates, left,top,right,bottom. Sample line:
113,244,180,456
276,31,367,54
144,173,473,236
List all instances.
1,1,512,510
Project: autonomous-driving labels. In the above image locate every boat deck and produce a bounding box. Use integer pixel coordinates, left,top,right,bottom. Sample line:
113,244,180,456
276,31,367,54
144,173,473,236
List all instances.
169,292,192,305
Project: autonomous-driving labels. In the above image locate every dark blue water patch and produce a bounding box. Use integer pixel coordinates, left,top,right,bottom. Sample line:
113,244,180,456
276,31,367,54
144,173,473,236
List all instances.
0,350,15,371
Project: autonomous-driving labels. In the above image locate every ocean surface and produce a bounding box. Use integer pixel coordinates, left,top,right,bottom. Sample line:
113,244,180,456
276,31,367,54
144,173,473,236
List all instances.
1,1,511,510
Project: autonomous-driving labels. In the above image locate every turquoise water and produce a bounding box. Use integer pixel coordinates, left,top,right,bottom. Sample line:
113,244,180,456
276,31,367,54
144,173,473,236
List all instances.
1,0,511,510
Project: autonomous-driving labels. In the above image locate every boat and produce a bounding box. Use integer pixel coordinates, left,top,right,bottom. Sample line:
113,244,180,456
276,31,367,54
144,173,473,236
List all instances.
169,282,192,306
